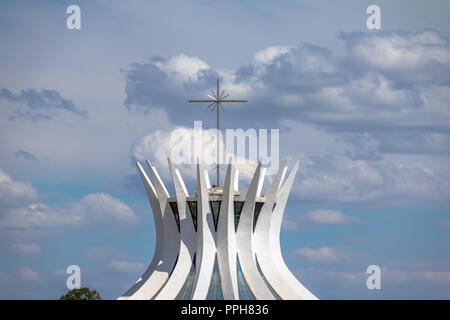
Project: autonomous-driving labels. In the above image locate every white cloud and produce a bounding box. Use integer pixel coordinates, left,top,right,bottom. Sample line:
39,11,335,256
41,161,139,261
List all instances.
0,170,38,208
347,73,417,108
254,45,294,65
19,267,41,282
282,209,358,231
296,264,450,299
108,260,145,273
292,153,450,205
292,246,369,264
383,268,450,284
347,30,450,71
297,268,367,284
420,271,450,283
217,69,254,97
72,193,137,226
132,124,450,205
0,186,137,231
85,246,144,274
281,215,301,231
293,247,339,263
11,243,42,255
121,34,450,208
306,209,359,224
131,125,259,182
0,203,80,229
154,53,210,83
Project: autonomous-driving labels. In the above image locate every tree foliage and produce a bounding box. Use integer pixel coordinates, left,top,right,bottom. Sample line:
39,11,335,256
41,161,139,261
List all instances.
60,287,102,300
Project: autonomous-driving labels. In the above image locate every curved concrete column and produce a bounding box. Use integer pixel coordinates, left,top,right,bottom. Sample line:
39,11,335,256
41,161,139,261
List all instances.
270,161,317,300
155,159,197,299
254,161,303,299
191,163,216,299
216,162,239,300
118,162,164,299
236,162,275,299
128,161,180,300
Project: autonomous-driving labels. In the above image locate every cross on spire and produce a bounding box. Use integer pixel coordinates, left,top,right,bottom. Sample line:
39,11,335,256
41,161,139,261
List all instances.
189,79,247,187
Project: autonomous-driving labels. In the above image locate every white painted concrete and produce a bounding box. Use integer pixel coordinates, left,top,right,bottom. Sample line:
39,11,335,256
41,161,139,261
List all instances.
216,162,239,299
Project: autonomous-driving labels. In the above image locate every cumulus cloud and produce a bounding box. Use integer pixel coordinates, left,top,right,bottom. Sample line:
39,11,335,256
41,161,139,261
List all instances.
0,170,39,208
85,247,145,275
123,30,450,158
131,125,260,181
293,247,340,263
11,243,42,255
373,259,450,290
342,30,450,84
384,269,450,284
0,203,81,229
108,260,145,273
123,55,218,116
293,250,450,298
121,30,450,205
131,128,450,205
18,267,41,282
154,53,210,83
253,45,294,65
292,246,369,264
282,209,359,231
296,265,450,299
292,153,450,205
71,193,137,227
306,210,359,224
0,193,137,230
0,170,137,233
0,88,87,121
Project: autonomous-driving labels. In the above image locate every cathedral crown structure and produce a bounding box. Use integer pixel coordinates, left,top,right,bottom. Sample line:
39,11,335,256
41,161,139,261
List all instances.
118,158,318,300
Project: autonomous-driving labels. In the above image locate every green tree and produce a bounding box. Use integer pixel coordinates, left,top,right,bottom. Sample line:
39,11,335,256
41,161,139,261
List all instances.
60,287,102,300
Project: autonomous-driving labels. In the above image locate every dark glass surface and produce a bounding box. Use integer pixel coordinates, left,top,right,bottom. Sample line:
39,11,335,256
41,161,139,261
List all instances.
169,202,180,232
237,257,256,300
206,256,224,300
187,201,197,231
175,257,196,300
234,201,245,230
253,202,264,230
209,201,221,231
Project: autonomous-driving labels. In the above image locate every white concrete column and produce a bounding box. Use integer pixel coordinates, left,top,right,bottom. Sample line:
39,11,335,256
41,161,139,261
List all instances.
216,161,239,299
271,161,317,299
236,162,275,299
129,161,180,300
155,159,197,299
254,161,303,299
118,162,164,300
191,163,216,299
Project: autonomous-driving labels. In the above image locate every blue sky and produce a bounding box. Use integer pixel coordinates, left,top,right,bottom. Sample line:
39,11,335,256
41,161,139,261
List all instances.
1,0,450,299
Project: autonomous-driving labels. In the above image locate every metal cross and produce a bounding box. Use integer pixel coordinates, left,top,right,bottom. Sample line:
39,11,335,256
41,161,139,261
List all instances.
189,79,247,187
